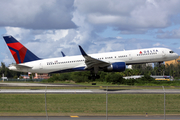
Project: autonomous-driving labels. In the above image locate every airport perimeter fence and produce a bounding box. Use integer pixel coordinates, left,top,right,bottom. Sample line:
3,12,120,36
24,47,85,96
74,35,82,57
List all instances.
1,78,44,82
0,86,180,119
2,78,180,86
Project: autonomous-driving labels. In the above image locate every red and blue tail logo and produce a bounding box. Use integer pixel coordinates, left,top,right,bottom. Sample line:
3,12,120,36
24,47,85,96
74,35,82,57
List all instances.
3,35,40,64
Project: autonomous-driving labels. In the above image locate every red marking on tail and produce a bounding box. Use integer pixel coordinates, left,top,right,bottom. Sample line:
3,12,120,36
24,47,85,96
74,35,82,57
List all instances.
7,42,27,63
10,49,19,64
7,42,24,50
3,35,40,64
19,47,27,63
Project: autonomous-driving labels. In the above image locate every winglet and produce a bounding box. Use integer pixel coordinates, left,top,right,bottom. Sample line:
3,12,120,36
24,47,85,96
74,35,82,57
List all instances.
79,45,88,56
61,51,66,57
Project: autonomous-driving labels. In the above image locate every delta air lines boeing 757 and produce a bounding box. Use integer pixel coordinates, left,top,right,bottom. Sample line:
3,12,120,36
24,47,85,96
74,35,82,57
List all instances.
3,35,179,77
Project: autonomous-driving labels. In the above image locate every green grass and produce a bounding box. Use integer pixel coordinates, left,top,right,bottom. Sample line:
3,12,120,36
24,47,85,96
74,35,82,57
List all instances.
0,94,180,116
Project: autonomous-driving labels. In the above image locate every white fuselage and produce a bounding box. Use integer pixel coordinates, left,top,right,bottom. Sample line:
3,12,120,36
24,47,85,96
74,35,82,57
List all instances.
9,48,179,73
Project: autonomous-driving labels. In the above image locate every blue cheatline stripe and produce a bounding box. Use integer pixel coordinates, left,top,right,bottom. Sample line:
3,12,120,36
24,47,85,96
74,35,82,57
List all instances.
9,46,21,63
3,36,19,44
50,67,86,73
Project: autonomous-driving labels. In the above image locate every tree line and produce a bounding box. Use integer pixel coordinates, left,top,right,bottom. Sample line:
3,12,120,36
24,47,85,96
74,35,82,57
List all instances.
129,63,180,79
47,63,180,84
0,62,23,79
1,62,180,82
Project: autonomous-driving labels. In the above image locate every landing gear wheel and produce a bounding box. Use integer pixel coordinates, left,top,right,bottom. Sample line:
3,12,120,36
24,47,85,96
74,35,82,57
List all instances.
88,73,100,80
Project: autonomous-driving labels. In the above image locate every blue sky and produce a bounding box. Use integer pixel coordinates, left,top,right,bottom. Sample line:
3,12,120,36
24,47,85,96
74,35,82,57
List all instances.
0,0,180,65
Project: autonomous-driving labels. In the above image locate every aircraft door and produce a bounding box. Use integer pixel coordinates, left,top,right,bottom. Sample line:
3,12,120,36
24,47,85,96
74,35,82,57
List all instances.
162,50,166,58
39,63,43,69
129,53,132,60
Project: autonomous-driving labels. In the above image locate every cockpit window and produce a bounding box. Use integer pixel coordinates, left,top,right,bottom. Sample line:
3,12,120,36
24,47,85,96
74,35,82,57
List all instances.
169,51,174,53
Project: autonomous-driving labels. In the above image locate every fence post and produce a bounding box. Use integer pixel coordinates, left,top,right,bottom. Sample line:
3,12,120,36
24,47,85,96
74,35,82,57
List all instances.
162,86,166,120
45,86,49,120
2,73,4,82
106,86,108,120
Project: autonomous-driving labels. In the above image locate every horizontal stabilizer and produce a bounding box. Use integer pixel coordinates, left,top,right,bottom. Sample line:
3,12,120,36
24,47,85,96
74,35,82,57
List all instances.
9,63,32,69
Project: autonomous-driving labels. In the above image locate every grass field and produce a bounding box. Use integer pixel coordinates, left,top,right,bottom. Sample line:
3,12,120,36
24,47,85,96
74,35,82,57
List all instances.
0,94,180,116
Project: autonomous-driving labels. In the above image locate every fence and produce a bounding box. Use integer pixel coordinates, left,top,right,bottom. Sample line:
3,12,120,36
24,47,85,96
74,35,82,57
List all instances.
0,86,180,120
1,78,44,82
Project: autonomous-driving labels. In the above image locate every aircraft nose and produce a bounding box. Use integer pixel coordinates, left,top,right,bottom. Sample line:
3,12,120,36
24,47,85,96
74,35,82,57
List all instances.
175,53,179,58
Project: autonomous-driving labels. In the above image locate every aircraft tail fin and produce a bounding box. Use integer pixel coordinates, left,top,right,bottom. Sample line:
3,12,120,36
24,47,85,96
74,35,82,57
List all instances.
3,35,40,64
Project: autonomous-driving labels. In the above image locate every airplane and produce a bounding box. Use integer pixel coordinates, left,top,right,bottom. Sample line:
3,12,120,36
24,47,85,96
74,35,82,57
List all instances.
3,35,179,79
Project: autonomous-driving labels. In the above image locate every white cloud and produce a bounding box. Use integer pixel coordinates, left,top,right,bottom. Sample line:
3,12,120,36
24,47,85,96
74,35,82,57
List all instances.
116,36,122,39
75,0,180,34
5,27,32,42
2,0,180,33
156,27,180,39
153,43,161,46
153,42,167,47
2,0,180,64
0,0,76,29
3,57,13,65
34,30,69,42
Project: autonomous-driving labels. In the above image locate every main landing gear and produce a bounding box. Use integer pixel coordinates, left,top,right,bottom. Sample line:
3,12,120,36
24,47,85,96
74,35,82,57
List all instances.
157,61,163,71
88,71,100,80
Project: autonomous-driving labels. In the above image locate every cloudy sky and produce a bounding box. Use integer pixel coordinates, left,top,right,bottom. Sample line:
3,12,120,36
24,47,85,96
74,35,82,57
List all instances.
0,0,180,65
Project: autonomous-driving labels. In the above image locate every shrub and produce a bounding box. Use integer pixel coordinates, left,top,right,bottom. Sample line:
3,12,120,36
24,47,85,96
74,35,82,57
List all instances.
123,78,136,85
47,73,71,82
96,71,107,82
105,72,124,84
71,71,90,83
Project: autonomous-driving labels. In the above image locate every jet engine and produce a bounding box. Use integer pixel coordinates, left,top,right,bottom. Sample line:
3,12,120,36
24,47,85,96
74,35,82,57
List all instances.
104,62,126,72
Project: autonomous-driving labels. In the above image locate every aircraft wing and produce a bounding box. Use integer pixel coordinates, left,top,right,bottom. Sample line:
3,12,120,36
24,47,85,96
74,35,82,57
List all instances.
79,45,110,70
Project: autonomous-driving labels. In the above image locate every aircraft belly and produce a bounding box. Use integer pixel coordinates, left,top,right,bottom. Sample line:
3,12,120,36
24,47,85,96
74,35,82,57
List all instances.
33,63,85,73
126,56,161,64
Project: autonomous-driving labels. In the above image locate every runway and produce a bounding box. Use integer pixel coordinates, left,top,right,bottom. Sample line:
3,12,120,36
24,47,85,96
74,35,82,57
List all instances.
0,116,179,120
1,82,180,94
1,88,180,94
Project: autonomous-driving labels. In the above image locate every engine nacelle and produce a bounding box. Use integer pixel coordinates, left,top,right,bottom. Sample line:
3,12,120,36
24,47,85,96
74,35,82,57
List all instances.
105,62,126,72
